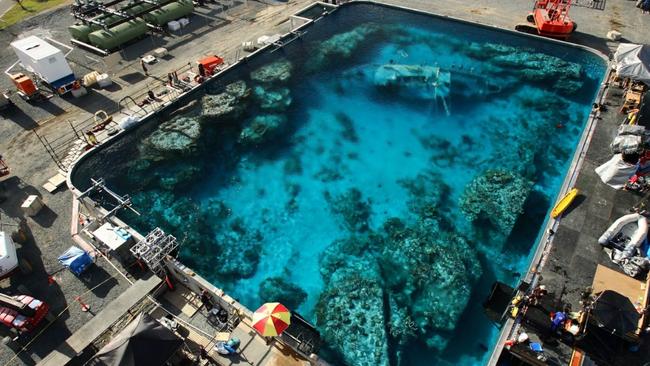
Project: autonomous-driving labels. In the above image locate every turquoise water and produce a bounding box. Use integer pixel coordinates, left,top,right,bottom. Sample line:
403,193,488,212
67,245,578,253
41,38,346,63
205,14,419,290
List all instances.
72,4,606,365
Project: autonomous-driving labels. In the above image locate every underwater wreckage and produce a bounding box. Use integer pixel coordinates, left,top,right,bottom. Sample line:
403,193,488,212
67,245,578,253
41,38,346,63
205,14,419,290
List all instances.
346,63,506,115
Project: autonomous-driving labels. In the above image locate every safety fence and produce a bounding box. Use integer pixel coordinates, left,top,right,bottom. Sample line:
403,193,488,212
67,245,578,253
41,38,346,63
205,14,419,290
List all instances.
33,62,196,172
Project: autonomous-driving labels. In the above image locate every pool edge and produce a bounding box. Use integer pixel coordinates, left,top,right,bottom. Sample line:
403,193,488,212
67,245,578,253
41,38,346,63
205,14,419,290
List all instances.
64,2,612,365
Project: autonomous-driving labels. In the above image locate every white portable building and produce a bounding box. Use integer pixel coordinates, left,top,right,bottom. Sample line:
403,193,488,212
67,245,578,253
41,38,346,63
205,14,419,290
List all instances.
0,231,18,278
10,36,75,90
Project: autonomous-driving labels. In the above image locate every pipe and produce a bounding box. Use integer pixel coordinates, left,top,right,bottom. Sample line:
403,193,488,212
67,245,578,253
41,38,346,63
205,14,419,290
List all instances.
45,37,74,57
4,60,20,77
70,38,110,56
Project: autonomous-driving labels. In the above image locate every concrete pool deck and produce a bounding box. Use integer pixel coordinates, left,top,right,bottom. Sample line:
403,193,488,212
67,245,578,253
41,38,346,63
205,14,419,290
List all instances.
495,77,650,365
0,0,650,365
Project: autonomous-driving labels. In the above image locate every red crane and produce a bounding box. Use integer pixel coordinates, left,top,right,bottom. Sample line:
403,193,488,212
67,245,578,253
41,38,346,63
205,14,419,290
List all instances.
516,0,578,40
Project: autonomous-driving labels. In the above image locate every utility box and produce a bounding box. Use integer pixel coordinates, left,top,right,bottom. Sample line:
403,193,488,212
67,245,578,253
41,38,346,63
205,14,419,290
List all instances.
21,195,43,217
197,56,224,76
10,73,38,97
10,36,76,94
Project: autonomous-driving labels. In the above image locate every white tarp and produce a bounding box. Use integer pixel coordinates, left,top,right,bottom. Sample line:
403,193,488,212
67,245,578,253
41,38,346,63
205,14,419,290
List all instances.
595,154,637,189
257,34,281,46
614,43,650,85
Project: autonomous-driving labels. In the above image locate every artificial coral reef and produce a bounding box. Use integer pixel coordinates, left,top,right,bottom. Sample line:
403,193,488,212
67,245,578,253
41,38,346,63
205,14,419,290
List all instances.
123,64,298,282
316,182,481,365
236,59,295,145
141,116,201,158
308,23,385,71
250,59,293,83
465,42,585,95
254,86,292,111
460,169,533,236
127,189,263,281
259,277,308,310
238,114,287,145
201,80,251,120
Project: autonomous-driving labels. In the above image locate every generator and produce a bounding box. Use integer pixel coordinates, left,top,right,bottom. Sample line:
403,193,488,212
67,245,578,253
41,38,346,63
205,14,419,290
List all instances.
7,36,79,96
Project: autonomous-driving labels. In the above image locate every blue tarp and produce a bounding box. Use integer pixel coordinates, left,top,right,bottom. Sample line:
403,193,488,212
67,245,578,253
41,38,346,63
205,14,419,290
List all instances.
58,246,93,276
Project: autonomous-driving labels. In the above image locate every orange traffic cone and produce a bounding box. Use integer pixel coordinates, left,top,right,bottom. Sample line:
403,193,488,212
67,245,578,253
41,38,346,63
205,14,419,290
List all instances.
75,296,90,312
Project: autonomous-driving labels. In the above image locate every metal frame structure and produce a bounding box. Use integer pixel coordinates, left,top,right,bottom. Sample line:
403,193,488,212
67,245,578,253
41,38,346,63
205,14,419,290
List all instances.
130,228,179,275
78,177,140,220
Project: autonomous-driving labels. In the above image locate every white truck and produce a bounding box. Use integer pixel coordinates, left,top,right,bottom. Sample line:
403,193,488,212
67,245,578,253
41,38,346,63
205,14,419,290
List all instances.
8,36,78,95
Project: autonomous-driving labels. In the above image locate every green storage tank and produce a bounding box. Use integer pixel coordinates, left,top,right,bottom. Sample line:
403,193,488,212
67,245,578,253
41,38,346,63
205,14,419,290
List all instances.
144,0,193,26
88,19,148,51
125,3,155,16
69,24,94,42
69,13,123,42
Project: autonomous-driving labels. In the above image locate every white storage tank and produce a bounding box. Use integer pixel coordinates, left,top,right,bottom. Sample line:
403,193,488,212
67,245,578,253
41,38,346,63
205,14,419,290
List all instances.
10,36,75,92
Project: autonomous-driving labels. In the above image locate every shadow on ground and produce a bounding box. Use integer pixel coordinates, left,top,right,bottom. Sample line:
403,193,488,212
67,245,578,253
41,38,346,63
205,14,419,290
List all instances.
119,72,148,85
65,89,119,114
572,31,612,56
0,105,39,130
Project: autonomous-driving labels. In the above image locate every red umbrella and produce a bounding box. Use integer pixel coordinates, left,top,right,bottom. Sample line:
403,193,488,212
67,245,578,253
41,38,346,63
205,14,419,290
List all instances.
252,302,291,337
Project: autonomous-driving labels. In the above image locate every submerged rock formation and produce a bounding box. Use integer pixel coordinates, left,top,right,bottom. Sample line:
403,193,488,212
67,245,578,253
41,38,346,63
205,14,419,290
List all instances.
213,218,263,279
253,86,292,111
459,169,533,236
259,277,307,310
201,92,245,120
141,116,201,159
309,23,382,71
316,216,482,360
319,235,380,281
316,174,482,361
464,42,585,95
225,80,251,99
379,218,481,351
158,164,202,191
128,189,262,282
316,256,390,366
398,171,450,220
325,188,371,232
250,59,293,83
238,114,287,145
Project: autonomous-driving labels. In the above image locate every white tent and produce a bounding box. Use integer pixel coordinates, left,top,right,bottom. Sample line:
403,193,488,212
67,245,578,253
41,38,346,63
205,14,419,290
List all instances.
614,43,650,85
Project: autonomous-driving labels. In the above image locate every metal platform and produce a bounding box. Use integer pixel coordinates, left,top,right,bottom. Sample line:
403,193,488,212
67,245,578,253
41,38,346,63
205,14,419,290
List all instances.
37,274,162,366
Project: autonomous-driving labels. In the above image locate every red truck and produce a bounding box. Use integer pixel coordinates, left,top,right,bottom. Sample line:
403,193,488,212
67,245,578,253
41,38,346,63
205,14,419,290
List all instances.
0,293,50,333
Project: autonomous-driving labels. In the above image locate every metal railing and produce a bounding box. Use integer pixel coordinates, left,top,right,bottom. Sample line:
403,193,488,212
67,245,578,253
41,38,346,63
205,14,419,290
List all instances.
35,61,199,171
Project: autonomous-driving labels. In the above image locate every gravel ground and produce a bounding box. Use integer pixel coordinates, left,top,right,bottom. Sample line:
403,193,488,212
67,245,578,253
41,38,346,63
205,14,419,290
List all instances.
0,0,649,365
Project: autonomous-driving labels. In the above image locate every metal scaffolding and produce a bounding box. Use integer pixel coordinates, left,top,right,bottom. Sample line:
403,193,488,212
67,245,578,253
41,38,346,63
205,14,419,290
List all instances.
79,177,140,220
130,228,178,275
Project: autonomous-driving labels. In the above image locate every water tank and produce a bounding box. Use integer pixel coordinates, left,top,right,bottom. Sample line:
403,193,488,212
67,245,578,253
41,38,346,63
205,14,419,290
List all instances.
88,19,147,51
69,24,94,42
144,0,193,26
125,3,155,15
68,13,124,42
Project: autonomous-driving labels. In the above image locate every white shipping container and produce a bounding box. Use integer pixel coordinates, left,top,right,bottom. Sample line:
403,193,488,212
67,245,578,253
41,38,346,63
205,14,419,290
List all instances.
10,36,74,85
167,20,181,32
